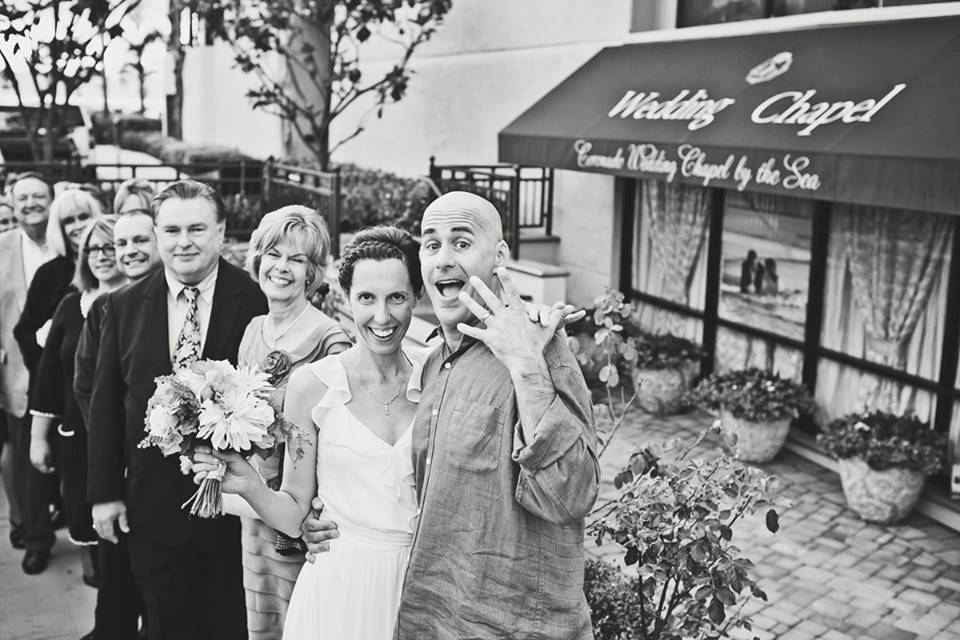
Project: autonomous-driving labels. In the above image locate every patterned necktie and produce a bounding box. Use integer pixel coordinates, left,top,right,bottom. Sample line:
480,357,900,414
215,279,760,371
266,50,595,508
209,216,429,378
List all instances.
173,286,202,370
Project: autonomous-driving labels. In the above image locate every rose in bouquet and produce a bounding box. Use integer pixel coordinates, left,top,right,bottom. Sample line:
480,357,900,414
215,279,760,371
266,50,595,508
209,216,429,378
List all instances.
138,359,300,518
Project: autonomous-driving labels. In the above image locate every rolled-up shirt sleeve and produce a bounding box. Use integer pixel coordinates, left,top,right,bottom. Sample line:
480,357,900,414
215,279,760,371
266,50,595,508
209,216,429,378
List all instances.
511,342,599,525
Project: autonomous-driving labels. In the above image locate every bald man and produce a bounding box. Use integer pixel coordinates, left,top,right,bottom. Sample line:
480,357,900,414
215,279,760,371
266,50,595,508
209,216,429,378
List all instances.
302,192,599,638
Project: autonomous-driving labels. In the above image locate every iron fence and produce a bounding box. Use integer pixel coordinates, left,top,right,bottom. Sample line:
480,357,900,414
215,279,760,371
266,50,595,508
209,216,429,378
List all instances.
1,158,345,244
428,157,553,258
262,159,342,257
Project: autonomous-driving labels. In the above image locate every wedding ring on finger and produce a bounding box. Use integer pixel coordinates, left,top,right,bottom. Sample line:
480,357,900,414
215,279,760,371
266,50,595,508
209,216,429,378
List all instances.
479,310,492,323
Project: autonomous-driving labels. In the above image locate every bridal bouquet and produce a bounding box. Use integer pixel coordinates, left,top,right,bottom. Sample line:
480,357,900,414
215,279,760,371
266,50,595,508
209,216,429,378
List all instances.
138,359,296,518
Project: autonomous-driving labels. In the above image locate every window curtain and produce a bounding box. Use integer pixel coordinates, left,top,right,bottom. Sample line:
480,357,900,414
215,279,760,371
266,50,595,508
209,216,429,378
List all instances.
633,179,709,340
817,205,952,421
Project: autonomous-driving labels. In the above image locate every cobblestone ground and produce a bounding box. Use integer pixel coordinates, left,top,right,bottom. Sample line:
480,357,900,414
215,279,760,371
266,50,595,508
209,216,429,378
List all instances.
590,409,960,640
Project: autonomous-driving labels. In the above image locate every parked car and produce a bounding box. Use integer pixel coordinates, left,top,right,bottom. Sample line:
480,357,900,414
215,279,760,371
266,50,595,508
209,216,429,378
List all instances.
0,104,94,162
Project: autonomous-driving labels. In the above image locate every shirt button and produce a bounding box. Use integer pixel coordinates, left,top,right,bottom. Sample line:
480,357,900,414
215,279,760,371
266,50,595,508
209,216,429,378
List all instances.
426,456,431,465
431,408,438,416
443,362,451,370
416,508,422,515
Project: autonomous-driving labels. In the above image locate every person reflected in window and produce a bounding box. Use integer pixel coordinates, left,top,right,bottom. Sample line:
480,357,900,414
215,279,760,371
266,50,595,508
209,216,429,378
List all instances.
740,250,757,293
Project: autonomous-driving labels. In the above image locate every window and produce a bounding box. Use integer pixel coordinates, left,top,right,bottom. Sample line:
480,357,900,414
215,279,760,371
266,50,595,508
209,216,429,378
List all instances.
715,327,802,381
816,360,936,424
719,191,812,342
820,204,951,381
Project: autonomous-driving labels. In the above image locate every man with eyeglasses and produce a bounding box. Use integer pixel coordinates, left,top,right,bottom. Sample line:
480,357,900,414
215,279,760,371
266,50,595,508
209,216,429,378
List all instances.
0,173,54,559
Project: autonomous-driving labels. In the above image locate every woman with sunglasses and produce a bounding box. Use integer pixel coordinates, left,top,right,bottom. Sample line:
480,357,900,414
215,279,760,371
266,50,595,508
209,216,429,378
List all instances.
29,216,128,640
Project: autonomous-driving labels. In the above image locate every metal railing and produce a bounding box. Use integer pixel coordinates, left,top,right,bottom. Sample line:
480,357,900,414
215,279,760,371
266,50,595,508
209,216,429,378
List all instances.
428,157,553,259
262,159,342,257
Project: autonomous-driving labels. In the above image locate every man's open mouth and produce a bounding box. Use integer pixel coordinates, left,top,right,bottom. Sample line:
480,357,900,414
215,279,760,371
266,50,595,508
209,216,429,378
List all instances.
435,278,465,298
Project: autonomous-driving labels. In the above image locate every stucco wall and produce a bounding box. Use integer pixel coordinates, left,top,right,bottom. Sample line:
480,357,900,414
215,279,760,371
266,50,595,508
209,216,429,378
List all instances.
182,42,285,159
551,170,618,307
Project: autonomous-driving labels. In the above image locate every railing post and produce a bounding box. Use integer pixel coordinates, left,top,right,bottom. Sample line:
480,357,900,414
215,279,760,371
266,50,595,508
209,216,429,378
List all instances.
331,167,341,259
429,155,439,182
263,156,274,210
509,166,521,260
544,168,554,236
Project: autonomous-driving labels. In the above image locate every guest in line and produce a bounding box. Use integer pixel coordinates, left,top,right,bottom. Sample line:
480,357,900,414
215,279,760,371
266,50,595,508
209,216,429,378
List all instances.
0,173,55,572
218,205,350,639
88,180,266,640
30,216,129,639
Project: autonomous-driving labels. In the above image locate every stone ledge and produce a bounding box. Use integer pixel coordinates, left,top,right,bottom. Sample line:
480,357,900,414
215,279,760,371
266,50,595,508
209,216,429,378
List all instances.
506,258,569,278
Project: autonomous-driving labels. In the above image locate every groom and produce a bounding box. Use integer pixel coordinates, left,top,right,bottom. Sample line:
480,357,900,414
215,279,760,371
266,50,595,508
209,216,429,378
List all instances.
87,180,267,640
303,191,599,638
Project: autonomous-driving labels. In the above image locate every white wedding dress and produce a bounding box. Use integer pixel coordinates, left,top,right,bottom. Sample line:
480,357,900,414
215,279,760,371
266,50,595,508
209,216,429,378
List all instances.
282,355,419,640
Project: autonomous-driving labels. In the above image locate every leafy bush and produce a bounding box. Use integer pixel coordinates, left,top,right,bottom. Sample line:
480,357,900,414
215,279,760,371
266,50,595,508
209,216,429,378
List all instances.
583,559,646,640
336,162,435,233
120,131,256,165
588,431,786,640
687,368,815,423
817,411,948,475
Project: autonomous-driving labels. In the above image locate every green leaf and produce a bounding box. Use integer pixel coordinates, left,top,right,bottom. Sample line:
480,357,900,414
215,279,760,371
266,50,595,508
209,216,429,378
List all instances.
765,509,780,533
708,597,725,624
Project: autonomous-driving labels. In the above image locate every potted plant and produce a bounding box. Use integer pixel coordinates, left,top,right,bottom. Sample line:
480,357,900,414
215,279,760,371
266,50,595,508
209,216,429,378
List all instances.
630,331,706,415
687,368,816,463
817,411,948,524
567,288,705,414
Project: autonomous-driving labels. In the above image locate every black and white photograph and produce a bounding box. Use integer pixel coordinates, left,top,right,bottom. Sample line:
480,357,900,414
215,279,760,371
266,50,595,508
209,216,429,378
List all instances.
2,1,960,639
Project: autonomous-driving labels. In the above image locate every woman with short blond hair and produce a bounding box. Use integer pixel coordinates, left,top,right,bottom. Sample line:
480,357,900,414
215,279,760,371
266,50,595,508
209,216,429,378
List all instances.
229,205,351,639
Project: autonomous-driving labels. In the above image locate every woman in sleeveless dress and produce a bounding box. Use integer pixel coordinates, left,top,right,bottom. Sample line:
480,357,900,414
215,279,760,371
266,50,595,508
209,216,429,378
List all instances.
226,206,351,639
193,225,423,640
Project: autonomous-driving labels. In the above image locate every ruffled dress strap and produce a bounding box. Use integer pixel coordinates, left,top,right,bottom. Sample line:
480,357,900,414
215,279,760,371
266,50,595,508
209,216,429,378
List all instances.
305,354,352,433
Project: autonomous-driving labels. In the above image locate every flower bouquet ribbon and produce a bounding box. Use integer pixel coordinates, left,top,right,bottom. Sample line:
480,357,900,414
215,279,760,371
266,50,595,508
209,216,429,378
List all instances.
138,359,298,518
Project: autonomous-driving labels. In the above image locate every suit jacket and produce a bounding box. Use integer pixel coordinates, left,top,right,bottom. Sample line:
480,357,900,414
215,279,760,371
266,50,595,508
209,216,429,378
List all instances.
87,259,267,545
0,229,32,417
74,292,109,428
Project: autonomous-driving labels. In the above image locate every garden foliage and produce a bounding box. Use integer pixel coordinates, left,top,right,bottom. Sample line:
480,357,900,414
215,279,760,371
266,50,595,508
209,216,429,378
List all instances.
687,368,815,423
817,411,947,476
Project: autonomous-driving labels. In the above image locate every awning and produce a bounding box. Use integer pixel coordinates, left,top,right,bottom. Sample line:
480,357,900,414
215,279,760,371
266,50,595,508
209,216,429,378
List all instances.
498,16,960,214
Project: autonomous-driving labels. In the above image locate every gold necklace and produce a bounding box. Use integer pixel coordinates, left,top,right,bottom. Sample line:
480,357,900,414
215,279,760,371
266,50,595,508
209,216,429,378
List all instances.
357,370,410,416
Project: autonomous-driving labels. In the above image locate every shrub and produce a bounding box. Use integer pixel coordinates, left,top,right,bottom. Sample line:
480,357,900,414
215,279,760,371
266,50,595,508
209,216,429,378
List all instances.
336,162,435,233
119,131,256,165
583,559,646,640
817,411,948,476
686,368,815,423
588,432,787,640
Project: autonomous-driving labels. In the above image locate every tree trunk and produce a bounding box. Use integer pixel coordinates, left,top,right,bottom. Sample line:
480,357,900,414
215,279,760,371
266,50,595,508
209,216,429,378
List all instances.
283,12,332,168
42,107,56,162
167,2,185,139
137,64,147,115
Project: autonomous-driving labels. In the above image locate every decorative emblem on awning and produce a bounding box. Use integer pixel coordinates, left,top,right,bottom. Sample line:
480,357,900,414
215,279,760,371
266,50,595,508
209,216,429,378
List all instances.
746,51,793,85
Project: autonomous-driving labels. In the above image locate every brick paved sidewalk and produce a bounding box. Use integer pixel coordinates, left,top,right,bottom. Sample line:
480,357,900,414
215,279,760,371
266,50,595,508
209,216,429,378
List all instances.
591,410,960,640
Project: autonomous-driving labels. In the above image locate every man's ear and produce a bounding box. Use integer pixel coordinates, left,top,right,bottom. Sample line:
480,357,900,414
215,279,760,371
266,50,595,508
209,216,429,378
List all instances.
216,219,227,240
494,239,511,266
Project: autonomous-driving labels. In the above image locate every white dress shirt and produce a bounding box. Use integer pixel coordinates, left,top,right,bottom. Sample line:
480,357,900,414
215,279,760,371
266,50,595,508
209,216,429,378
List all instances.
20,229,54,286
165,264,219,360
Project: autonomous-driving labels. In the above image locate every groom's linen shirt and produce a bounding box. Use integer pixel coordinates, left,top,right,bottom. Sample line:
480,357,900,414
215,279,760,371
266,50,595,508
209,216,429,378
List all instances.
398,332,599,640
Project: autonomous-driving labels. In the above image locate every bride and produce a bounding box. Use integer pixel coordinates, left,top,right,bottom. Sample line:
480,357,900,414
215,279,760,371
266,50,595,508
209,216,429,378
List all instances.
192,225,423,639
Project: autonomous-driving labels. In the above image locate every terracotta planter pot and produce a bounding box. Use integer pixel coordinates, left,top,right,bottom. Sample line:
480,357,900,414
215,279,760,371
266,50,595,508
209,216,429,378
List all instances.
632,360,700,415
719,410,790,463
836,457,926,524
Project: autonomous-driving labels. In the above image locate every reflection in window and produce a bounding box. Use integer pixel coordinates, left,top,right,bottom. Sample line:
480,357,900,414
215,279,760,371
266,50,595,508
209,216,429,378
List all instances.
715,327,802,382
816,359,935,425
719,191,812,341
821,205,951,403
632,179,710,337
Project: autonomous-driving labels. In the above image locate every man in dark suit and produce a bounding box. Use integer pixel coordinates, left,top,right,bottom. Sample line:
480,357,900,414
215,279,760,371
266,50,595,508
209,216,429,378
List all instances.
87,180,267,640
